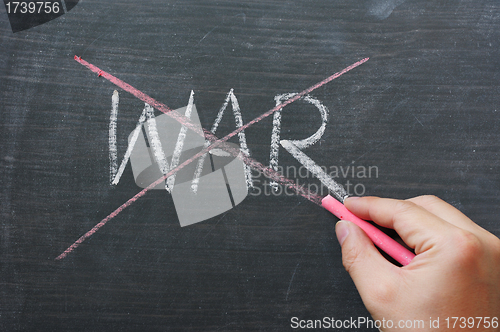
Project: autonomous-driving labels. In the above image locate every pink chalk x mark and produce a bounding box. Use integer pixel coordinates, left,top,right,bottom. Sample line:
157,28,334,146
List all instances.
56,56,369,260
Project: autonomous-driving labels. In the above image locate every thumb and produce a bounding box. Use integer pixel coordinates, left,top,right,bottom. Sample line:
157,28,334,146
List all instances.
335,220,400,301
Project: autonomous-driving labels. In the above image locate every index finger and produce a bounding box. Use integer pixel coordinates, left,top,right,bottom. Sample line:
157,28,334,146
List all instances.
407,195,485,235
344,196,454,254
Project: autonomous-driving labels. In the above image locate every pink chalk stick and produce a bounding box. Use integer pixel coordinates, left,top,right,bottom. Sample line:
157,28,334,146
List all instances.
322,195,415,266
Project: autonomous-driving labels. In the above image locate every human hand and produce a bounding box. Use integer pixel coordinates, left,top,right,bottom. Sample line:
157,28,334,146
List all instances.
335,195,500,331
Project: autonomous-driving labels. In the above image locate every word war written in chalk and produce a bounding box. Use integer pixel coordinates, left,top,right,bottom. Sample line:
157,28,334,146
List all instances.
109,88,333,226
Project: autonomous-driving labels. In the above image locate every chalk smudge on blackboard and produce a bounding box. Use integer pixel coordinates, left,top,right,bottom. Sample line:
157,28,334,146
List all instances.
269,99,282,191
367,0,406,20
167,90,195,192
227,89,253,190
109,90,119,184
144,104,171,191
192,89,252,193
111,103,148,186
192,90,230,193
280,139,348,202
269,94,329,189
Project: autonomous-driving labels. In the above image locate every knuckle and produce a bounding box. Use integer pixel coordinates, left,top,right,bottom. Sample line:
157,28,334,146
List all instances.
368,281,397,305
490,235,500,260
393,200,418,217
407,195,444,210
417,194,442,205
453,229,482,263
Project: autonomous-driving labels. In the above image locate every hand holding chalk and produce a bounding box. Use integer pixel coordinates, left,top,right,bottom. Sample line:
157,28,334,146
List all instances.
322,195,415,265
334,196,500,330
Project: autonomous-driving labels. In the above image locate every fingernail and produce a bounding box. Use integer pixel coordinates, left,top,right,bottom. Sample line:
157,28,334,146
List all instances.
344,196,359,203
335,220,350,246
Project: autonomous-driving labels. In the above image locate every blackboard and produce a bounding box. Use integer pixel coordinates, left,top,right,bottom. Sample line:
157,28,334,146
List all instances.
1,0,499,330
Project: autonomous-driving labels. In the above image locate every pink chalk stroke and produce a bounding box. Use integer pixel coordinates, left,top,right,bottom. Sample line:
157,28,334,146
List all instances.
55,56,369,260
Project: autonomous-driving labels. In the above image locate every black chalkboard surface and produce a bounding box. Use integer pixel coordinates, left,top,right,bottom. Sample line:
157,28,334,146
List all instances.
1,0,499,331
